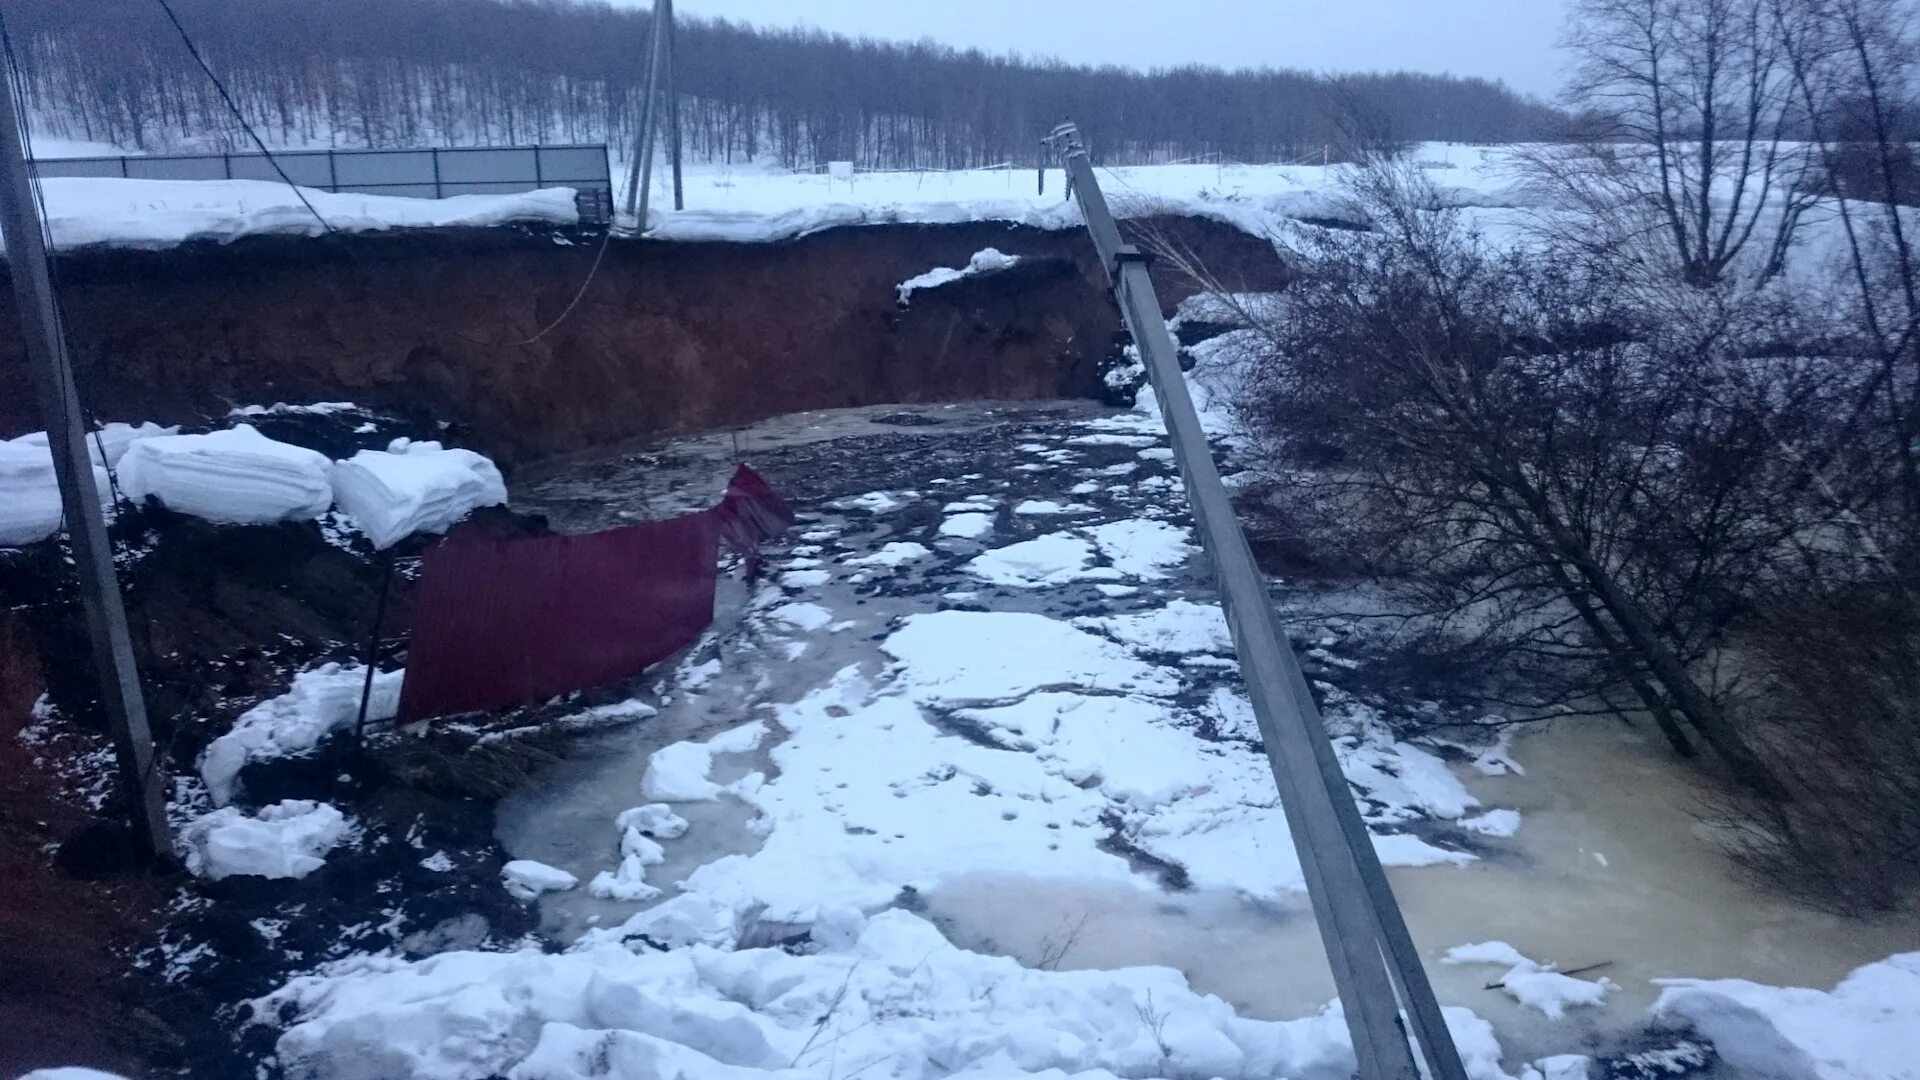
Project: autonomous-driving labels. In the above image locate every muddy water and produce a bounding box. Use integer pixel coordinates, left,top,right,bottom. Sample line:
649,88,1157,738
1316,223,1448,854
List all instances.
495,399,1916,1069
921,716,1919,1061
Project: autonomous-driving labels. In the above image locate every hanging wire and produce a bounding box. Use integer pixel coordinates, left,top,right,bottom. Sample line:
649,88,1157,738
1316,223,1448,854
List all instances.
150,0,615,348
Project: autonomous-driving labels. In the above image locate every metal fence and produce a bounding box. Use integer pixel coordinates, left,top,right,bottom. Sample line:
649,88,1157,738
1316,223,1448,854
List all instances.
34,143,613,219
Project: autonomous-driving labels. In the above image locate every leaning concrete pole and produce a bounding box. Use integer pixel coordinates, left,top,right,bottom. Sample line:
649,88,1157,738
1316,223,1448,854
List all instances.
1044,121,1467,1080
620,0,673,227
0,56,171,859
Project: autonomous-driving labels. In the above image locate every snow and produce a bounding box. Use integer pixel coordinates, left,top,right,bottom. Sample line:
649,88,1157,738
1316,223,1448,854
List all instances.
965,532,1099,587
118,424,334,524
895,246,1021,305
1075,599,1233,655
1460,808,1523,837
10,178,578,252
938,511,995,538
1444,942,1617,1020
184,799,349,881
200,663,402,806
1651,952,1920,1080
767,601,833,631
641,147,1530,246
1084,518,1195,580
844,540,931,567
502,859,579,901
615,803,689,840
0,438,110,546
259,900,1529,1080
329,439,507,549
15,1070,134,1080
641,722,769,802
11,420,178,465
1013,498,1087,515
883,610,1179,703
231,401,361,418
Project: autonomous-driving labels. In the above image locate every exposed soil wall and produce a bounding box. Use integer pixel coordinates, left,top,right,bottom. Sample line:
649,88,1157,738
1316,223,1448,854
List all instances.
0,217,1286,463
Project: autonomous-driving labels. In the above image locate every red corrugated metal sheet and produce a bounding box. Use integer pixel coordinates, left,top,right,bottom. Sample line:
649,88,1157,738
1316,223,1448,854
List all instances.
397,465,791,722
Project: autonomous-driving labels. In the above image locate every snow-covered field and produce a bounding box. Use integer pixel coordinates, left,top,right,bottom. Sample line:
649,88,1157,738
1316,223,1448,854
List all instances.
15,142,1519,251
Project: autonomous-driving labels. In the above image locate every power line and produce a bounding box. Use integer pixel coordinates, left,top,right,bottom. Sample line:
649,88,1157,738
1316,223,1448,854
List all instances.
150,0,338,238
148,0,615,348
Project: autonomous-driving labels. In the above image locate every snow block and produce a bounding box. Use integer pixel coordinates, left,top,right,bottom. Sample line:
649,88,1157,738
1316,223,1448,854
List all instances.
184,800,348,880
118,424,333,524
329,439,507,549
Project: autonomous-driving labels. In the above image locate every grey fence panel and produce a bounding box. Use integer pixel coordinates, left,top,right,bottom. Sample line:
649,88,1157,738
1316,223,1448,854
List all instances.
443,181,548,196
31,158,122,179
332,150,436,188
127,156,227,181
335,182,441,198
437,147,535,184
536,145,609,183
31,144,612,220
226,152,333,187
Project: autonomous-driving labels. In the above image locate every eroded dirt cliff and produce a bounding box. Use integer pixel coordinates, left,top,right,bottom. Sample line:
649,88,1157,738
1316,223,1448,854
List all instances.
0,217,1285,462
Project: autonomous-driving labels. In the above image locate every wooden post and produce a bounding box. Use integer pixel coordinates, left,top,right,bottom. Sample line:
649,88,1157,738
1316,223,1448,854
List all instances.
0,53,171,859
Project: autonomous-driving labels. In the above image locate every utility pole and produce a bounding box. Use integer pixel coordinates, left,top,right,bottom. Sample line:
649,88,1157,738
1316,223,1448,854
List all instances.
620,0,674,228
664,0,684,213
0,55,171,858
1044,121,1467,1080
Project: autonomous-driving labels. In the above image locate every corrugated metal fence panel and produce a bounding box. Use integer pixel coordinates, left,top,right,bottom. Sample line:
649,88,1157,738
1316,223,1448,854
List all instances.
437,147,536,183
127,156,227,181
32,144,611,195
537,145,610,183
397,513,721,723
226,151,333,187
33,157,122,178
332,149,436,187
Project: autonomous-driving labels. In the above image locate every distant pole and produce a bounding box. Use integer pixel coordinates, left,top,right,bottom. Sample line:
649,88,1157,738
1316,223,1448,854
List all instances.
665,0,684,213
0,53,171,858
619,3,665,223
623,0,673,228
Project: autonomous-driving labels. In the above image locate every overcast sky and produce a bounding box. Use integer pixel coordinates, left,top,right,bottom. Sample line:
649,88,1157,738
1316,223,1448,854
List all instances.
657,0,1574,99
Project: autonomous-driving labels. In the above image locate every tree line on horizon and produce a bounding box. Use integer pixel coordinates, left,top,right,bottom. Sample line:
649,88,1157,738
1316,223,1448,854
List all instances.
7,0,1563,168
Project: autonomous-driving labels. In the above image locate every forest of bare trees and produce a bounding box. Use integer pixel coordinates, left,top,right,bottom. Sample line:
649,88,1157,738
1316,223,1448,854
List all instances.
5,0,1560,168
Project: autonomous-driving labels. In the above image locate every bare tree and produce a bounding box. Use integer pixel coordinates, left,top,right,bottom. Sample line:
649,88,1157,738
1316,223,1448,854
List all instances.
1527,0,1822,287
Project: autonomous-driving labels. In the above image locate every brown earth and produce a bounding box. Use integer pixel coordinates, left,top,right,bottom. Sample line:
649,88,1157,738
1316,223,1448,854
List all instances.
0,217,1286,462
0,608,172,1079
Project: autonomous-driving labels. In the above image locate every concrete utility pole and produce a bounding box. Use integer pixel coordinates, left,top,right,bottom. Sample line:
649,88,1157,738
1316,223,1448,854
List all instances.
1044,121,1467,1080
0,55,172,858
621,0,675,227
665,2,684,213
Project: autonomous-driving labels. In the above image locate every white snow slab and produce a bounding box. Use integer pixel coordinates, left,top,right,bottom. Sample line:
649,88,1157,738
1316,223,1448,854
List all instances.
767,601,833,631
895,246,1020,305
200,663,402,806
844,540,930,568
1444,941,1617,1020
641,722,768,802
938,511,995,538
965,532,1100,587
884,610,1179,704
1084,518,1196,580
11,421,178,466
0,438,111,547
615,803,689,840
329,439,507,549
260,901,1526,1080
502,859,579,901
184,799,348,880
16,1070,135,1080
13,178,579,252
1652,951,1920,1080
1076,599,1232,654
118,424,333,524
